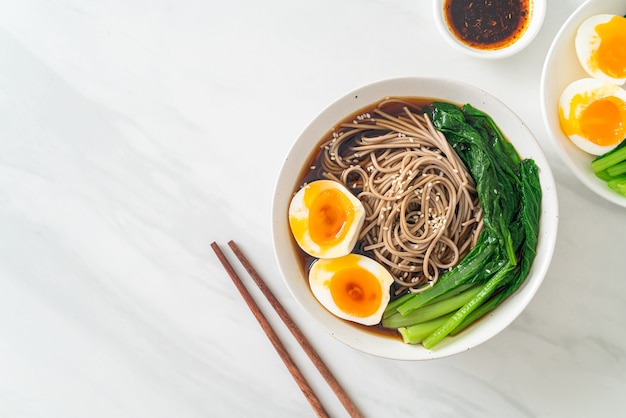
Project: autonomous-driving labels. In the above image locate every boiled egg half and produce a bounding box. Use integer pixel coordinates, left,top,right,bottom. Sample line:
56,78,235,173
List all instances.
309,253,394,326
575,14,626,85
288,179,365,259
559,78,626,155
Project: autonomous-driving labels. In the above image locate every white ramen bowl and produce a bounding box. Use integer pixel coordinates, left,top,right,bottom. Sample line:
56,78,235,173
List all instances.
433,0,546,59
272,77,558,360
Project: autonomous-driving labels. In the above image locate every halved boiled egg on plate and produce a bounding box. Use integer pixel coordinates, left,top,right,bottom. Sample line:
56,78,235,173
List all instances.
558,78,626,155
575,14,626,85
288,179,365,259
309,253,394,326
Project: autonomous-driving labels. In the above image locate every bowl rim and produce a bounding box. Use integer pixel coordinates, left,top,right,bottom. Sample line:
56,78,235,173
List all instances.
432,0,546,59
539,0,626,208
272,76,559,360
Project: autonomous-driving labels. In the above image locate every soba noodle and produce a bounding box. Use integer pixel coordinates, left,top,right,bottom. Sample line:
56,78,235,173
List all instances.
319,99,484,293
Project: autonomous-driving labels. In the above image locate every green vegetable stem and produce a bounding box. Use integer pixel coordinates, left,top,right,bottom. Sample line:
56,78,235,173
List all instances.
591,139,626,196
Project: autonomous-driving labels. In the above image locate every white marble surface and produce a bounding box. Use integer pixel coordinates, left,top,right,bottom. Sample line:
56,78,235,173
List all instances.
1,0,625,417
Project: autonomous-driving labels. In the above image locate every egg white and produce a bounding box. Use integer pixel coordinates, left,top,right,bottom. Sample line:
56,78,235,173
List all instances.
288,179,365,259
559,78,626,155
575,14,626,85
309,254,394,326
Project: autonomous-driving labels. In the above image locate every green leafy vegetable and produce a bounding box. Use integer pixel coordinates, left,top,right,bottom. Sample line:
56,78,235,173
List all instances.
383,102,542,349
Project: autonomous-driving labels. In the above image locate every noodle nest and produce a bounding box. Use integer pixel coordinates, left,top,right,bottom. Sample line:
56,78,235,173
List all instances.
319,100,484,293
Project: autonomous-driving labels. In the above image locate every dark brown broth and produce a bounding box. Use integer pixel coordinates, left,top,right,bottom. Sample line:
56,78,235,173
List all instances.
444,0,531,50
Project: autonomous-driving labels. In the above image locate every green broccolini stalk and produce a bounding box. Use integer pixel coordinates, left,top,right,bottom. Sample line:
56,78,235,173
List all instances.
591,139,626,173
382,284,482,329
422,262,515,349
608,177,626,196
398,314,454,344
591,139,626,196
383,282,476,320
607,161,626,177
383,103,542,349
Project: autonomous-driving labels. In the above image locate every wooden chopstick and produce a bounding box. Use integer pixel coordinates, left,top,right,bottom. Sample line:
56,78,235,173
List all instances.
211,240,363,418
210,242,330,418
226,240,364,418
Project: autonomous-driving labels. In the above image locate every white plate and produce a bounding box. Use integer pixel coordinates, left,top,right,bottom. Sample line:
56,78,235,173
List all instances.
272,77,559,360
540,0,626,208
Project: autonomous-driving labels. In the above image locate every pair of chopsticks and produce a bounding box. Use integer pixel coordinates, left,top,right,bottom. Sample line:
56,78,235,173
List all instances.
211,240,363,418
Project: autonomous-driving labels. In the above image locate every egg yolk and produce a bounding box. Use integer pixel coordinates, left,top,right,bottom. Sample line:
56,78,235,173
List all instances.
307,188,354,247
329,266,381,318
561,93,626,146
592,16,626,80
579,97,626,145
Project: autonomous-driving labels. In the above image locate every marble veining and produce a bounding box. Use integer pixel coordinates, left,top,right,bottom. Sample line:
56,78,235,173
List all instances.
1,0,625,417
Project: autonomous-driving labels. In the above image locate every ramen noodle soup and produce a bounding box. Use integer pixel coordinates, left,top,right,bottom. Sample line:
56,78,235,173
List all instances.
292,97,484,299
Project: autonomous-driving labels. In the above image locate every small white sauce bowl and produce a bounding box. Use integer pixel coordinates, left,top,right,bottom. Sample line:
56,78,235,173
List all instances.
433,0,546,59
